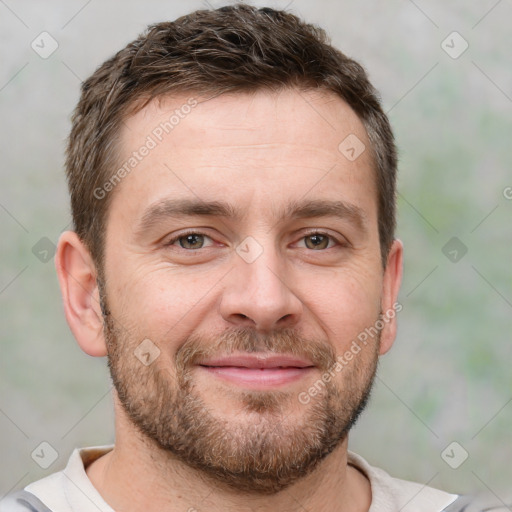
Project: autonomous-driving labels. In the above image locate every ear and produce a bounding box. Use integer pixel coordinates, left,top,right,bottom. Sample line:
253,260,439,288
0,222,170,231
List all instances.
55,231,107,357
378,239,403,355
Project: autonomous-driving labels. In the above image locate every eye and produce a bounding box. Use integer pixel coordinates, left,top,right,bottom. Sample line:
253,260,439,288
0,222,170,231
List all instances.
165,230,344,252
166,231,214,250
299,232,342,250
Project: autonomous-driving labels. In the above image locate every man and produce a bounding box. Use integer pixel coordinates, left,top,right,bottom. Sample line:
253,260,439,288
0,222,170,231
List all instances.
2,4,488,511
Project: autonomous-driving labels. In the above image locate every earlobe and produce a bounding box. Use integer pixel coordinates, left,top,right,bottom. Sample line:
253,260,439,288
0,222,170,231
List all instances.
55,231,107,357
379,239,403,355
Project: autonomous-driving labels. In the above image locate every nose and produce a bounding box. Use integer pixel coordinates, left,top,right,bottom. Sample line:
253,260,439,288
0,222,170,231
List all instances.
219,242,304,332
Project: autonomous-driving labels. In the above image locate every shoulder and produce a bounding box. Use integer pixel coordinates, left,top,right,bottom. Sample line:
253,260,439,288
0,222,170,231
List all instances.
348,451,458,512
348,451,511,512
443,494,512,511
0,445,114,512
0,490,51,512
0,469,67,512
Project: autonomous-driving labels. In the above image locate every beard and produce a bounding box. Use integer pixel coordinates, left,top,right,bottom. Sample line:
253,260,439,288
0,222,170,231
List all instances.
100,289,380,495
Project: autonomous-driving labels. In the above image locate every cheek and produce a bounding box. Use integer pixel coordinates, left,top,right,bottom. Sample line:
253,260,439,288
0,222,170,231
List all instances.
305,267,382,344
109,264,222,343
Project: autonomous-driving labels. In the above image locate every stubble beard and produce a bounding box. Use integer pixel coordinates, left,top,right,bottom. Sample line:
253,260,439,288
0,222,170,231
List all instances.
100,291,380,495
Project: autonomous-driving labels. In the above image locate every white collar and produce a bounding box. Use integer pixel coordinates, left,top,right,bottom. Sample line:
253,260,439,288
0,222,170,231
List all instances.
26,445,458,512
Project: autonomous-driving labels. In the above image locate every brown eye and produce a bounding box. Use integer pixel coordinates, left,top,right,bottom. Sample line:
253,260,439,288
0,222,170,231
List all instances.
167,232,214,250
178,233,205,249
304,233,331,250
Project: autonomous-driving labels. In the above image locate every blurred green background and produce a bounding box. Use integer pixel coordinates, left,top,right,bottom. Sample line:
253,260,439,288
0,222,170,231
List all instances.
1,0,511,499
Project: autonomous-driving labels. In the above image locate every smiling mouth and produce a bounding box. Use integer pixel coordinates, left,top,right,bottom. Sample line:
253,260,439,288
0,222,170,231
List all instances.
197,354,316,389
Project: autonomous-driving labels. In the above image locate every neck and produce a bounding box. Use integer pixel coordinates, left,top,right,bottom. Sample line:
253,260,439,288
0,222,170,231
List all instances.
86,406,371,512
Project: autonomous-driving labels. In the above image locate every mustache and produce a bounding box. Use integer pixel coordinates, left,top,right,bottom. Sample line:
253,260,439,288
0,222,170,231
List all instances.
175,327,337,374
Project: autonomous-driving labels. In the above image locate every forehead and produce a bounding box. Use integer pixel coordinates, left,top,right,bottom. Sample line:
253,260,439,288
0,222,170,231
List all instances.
110,88,376,228
126,88,369,155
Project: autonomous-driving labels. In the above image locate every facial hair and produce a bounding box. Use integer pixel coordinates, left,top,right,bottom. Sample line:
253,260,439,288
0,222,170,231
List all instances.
100,289,380,495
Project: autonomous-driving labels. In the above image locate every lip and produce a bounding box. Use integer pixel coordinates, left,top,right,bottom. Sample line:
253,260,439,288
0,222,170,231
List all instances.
198,354,314,369
197,354,316,389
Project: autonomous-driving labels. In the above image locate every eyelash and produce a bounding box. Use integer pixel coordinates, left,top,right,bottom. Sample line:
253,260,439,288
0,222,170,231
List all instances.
165,230,345,251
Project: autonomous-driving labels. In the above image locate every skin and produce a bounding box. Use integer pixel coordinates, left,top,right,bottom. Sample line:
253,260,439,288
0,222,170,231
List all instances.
55,88,403,512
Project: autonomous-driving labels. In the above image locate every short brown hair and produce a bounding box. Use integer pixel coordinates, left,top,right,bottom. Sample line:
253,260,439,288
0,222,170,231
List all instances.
66,4,397,270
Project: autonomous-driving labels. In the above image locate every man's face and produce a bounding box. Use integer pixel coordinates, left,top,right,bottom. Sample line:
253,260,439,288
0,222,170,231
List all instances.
100,89,394,493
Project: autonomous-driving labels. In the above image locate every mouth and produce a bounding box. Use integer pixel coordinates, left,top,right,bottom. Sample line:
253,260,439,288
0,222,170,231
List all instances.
197,354,316,389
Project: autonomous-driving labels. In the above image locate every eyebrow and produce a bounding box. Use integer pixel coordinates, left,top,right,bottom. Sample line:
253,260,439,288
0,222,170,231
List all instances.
136,197,367,235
